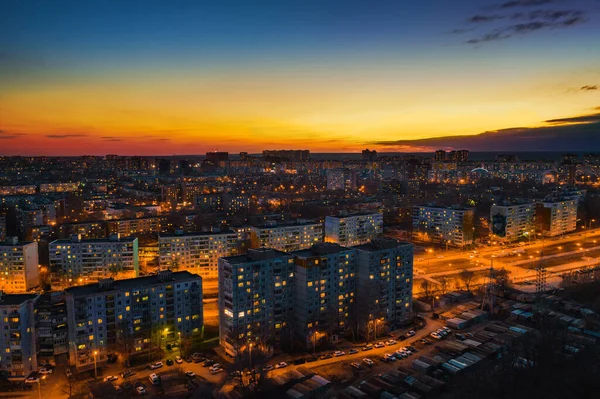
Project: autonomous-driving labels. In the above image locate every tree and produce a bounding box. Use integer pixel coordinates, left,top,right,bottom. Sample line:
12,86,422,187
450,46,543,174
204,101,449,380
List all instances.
459,269,475,292
439,276,450,295
420,280,432,299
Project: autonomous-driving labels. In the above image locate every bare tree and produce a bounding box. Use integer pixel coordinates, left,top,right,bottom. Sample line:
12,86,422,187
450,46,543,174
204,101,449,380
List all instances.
459,269,475,292
439,276,450,295
420,280,431,299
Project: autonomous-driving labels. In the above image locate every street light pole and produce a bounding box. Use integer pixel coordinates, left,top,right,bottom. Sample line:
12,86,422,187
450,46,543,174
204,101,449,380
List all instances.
93,350,98,380
248,342,253,369
178,332,182,358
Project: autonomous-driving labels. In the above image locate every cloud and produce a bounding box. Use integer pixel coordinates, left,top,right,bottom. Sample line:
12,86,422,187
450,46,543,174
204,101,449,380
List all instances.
0,130,26,139
368,111,600,152
101,136,123,142
468,15,504,23
499,0,557,8
46,134,87,138
580,85,598,91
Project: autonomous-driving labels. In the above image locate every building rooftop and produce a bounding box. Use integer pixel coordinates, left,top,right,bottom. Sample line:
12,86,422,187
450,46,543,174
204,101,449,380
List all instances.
159,230,235,238
0,292,39,306
51,235,137,244
221,248,291,264
250,221,322,229
292,243,352,258
354,238,413,252
64,270,200,297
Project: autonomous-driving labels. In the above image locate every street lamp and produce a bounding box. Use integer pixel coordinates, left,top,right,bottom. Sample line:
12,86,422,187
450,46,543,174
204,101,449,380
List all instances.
37,375,46,399
93,350,98,380
178,332,182,357
248,342,253,369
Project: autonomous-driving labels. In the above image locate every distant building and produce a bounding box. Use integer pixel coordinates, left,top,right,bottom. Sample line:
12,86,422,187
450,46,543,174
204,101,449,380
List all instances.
0,185,36,196
221,193,250,216
249,221,323,252
362,149,378,162
434,150,446,162
218,249,295,356
412,205,474,247
49,234,139,283
0,237,40,293
292,244,356,347
158,230,239,279
535,199,578,237
64,271,203,372
355,239,413,339
263,150,310,161
490,202,535,242
106,216,167,236
57,221,107,239
448,150,469,162
161,185,180,208
205,152,229,166
326,168,356,191
39,182,80,193
0,216,6,241
325,213,383,247
0,292,39,376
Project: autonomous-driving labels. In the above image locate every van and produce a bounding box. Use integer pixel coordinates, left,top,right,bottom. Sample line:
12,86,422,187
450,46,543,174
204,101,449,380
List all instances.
149,373,160,385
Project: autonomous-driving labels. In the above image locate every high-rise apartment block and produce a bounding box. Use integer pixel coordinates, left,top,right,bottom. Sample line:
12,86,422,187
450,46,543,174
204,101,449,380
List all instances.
64,271,202,372
412,205,474,247
536,199,578,237
355,239,413,339
158,230,239,279
249,221,323,252
218,249,295,356
0,238,40,293
0,293,39,376
292,244,356,348
326,168,357,191
0,216,6,241
49,234,139,283
325,213,383,247
490,202,535,242
106,216,167,236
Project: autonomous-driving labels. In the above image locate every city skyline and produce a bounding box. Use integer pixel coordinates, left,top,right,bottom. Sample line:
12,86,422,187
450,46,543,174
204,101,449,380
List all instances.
2,0,600,156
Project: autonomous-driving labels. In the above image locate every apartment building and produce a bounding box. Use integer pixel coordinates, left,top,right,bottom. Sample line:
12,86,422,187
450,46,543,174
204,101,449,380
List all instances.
35,292,68,365
106,216,167,236
292,243,356,348
490,202,535,242
64,271,203,371
0,237,40,293
412,205,475,247
57,221,107,240
536,199,578,237
249,221,323,253
218,249,295,356
326,168,356,191
0,216,6,241
355,239,413,340
0,292,39,377
325,213,383,247
49,234,139,282
158,230,239,279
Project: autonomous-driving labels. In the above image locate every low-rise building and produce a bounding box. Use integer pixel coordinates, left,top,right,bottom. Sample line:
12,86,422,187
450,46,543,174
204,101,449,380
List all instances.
64,271,203,372
249,221,323,252
412,205,474,247
536,199,578,237
106,216,167,236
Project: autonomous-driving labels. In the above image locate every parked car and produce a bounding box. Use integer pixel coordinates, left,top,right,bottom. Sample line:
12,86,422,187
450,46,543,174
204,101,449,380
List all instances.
430,332,442,340
210,363,222,370
363,358,374,367
210,368,224,374
319,354,332,360
202,360,215,367
136,386,147,395
25,376,39,384
275,361,288,369
39,367,52,375
383,353,397,362
166,359,174,366
350,362,362,370
349,349,359,354
121,370,135,378
230,370,241,377
419,338,430,345
374,342,385,348
104,375,118,382
149,362,163,370
385,339,397,346
185,371,196,378
406,330,416,337
333,351,345,357
149,373,160,385
262,365,274,372
175,356,183,364
362,344,374,351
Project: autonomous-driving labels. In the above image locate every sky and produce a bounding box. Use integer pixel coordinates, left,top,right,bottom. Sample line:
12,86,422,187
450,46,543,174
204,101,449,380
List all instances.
1,0,599,155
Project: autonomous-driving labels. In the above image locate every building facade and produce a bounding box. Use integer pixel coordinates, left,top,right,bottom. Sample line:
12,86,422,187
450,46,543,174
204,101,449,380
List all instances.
158,231,239,279
292,244,356,348
355,239,413,340
326,168,356,191
412,205,475,247
49,234,139,283
0,293,39,377
64,271,203,372
325,213,383,247
106,216,167,236
536,199,578,237
0,238,40,293
218,249,295,357
249,222,323,253
490,202,535,242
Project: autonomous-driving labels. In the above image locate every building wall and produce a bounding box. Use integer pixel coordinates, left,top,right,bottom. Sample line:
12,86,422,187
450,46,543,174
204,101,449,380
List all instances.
536,200,578,237
490,203,535,242
0,295,39,377
325,214,383,247
412,206,474,247
0,240,40,293
249,223,323,252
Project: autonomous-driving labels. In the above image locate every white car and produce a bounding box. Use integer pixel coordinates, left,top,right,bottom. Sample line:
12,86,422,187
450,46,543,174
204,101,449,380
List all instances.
25,376,39,384
406,330,416,337
363,358,374,367
210,368,224,374
275,361,288,369
149,361,163,370
383,353,397,362
175,356,183,364
374,342,385,348
430,332,442,340
185,371,196,378
39,367,53,375
333,351,345,357
104,375,118,382
136,386,146,395
385,340,397,346
149,373,160,385
262,365,274,372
